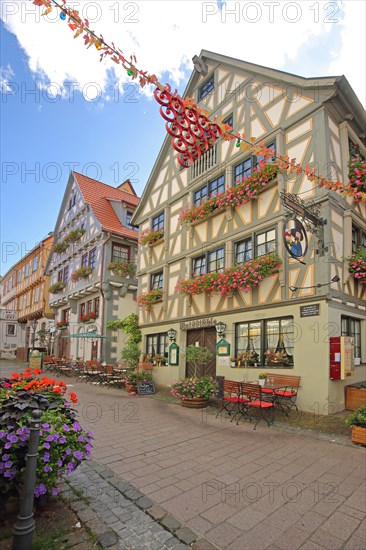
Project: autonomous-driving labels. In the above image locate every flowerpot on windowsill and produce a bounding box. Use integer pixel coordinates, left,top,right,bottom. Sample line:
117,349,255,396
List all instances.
148,238,164,248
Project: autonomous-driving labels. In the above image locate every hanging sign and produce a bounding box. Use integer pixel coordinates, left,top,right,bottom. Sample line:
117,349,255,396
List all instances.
283,218,308,262
216,338,231,356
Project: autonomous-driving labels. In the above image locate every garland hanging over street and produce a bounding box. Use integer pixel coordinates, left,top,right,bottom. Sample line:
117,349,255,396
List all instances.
33,0,366,203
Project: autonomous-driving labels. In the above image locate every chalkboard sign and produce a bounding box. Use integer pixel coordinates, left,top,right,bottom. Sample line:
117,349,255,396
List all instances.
137,381,156,395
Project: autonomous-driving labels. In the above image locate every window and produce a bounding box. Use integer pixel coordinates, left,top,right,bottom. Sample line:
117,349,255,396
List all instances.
352,225,366,253
62,309,70,323
80,303,86,318
199,75,214,101
151,272,163,290
17,270,22,283
63,266,69,284
33,287,40,304
87,300,93,313
152,212,164,231
89,248,97,268
341,316,362,359
192,247,225,276
33,256,38,272
12,274,15,287
6,324,16,336
81,253,88,267
194,175,225,206
234,141,276,184
256,229,276,257
24,265,29,278
25,292,31,307
72,194,76,207
112,243,130,262
236,239,253,263
223,114,233,129
58,270,64,282
208,247,225,273
235,317,294,367
126,212,137,230
94,297,100,317
146,333,168,360
18,296,23,309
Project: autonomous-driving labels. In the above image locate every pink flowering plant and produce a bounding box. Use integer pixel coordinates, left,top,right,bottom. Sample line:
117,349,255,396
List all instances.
0,369,92,499
176,253,282,297
139,228,164,246
171,375,218,400
347,247,366,284
179,163,279,225
348,147,366,195
136,288,163,312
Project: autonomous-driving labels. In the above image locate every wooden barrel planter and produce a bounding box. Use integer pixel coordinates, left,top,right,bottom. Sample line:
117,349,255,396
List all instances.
351,426,366,445
181,398,209,409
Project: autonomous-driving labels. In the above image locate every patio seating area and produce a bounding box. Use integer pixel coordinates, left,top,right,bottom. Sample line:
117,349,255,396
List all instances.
216,375,301,429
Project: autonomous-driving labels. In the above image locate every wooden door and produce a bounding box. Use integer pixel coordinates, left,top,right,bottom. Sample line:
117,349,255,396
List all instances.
186,328,217,378
91,341,98,361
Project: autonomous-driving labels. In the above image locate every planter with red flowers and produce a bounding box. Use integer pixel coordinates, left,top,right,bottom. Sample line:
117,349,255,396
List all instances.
348,146,366,195
56,321,69,331
176,253,282,297
179,163,280,225
136,288,163,312
347,247,366,285
139,229,164,247
72,266,93,282
80,312,97,324
107,261,137,278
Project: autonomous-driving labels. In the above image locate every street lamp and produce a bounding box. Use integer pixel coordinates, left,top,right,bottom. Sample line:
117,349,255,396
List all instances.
167,328,177,341
215,321,226,337
31,319,38,352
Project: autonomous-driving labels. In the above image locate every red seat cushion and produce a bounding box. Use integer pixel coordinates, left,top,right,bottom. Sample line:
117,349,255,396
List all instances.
223,396,240,403
274,391,297,397
248,400,274,409
261,388,274,394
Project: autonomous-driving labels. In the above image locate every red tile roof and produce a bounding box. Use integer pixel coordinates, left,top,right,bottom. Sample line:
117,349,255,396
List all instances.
73,172,140,239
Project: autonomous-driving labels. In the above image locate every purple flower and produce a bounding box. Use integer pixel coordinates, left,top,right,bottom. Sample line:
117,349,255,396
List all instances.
4,461,13,469
67,462,75,472
7,434,18,443
20,435,29,442
4,469,16,479
84,444,92,452
43,442,50,449
6,426,14,430
0,431,6,438
34,483,47,497
4,442,12,449
53,433,60,440
62,424,70,432
77,435,84,442
59,436,66,444
65,448,71,455
57,460,63,467
52,487,59,496
73,451,83,460
43,453,50,463
44,466,51,473
46,435,54,442
2,454,10,462
42,423,50,431
72,422,81,432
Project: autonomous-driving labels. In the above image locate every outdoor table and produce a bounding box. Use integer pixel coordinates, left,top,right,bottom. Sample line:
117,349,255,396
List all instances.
247,381,289,415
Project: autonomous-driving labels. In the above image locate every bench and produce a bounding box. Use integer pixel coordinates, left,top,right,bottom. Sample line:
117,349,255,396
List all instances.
263,373,301,413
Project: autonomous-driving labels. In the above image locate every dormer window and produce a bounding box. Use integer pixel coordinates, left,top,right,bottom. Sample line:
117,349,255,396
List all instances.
199,75,214,101
126,212,137,230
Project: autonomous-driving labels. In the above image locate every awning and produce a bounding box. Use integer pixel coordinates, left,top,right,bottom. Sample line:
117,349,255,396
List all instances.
62,332,109,339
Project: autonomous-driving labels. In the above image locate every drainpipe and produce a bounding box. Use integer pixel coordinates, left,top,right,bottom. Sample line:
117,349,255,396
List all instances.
99,232,111,361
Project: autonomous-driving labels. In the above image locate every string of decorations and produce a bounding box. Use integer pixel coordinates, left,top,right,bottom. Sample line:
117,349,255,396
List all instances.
33,0,365,203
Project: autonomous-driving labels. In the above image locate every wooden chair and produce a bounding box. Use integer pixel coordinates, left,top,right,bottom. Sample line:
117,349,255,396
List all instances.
238,383,275,429
265,373,301,414
216,380,247,420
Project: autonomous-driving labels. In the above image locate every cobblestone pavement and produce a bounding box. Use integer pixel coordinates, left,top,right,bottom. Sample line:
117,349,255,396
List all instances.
1,361,365,549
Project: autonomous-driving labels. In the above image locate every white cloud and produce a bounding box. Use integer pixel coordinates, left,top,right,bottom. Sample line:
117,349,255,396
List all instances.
0,64,15,93
0,0,364,106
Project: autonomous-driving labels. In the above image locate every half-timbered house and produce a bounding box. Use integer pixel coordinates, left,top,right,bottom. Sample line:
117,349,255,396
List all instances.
132,51,366,412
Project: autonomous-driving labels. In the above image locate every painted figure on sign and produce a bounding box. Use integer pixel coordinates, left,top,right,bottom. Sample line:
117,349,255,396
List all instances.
284,219,307,259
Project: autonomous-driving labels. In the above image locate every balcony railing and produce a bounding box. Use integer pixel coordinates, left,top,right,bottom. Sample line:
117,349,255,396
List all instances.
191,145,217,180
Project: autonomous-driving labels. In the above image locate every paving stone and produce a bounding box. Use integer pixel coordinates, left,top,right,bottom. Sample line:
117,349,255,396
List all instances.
98,531,119,548
100,469,115,480
60,530,91,546
175,526,197,544
137,496,154,509
161,514,181,531
147,504,167,520
85,518,111,536
71,500,89,512
76,508,98,523
192,539,218,550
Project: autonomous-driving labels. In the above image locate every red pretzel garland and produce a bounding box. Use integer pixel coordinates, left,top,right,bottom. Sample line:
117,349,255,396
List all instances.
32,0,366,203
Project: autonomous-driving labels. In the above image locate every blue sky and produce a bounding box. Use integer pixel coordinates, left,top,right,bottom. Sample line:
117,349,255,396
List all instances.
1,0,365,275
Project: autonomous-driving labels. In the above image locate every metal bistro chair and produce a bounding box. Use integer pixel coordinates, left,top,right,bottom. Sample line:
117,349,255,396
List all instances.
238,382,275,430
216,380,250,421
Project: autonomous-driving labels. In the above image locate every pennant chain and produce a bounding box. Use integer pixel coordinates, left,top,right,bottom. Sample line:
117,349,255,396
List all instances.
32,0,365,203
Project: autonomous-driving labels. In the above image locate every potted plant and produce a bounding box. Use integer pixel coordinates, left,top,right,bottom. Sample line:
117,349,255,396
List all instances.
171,375,218,408
80,312,97,323
258,372,267,386
56,321,69,330
185,345,212,377
136,289,163,312
346,406,366,445
139,228,164,246
64,228,85,243
52,241,69,254
265,348,288,365
347,247,366,285
153,354,166,367
72,266,93,282
107,261,136,278
237,350,258,367
49,281,66,294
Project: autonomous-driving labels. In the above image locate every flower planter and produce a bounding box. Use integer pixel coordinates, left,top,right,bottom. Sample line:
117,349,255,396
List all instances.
181,398,209,409
258,379,266,386
125,383,138,393
351,426,366,445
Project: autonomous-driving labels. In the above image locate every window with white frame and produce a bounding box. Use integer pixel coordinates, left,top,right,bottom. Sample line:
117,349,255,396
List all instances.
6,324,16,336
33,256,38,272
234,141,276,184
255,228,276,257
33,287,40,304
146,333,168,360
235,238,253,263
151,272,163,290
198,75,214,101
152,212,164,231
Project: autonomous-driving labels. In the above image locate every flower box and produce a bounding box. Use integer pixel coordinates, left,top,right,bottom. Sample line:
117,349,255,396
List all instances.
347,247,366,285
107,261,136,278
49,281,66,294
351,426,366,445
139,229,164,246
72,266,93,282
80,312,97,323
176,253,282,297
56,321,69,330
52,242,69,254
64,228,85,243
136,289,163,312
